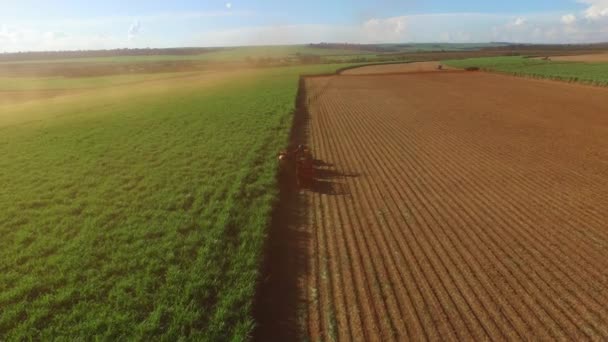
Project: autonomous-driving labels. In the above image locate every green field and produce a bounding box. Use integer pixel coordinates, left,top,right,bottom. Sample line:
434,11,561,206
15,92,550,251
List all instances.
382,42,509,52
0,45,375,65
197,45,377,61
0,54,219,64
0,43,505,66
0,63,351,340
444,56,608,86
0,72,205,91
0,43,517,66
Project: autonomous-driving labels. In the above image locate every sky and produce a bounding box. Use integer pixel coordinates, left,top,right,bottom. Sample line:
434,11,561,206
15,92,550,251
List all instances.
0,0,607,52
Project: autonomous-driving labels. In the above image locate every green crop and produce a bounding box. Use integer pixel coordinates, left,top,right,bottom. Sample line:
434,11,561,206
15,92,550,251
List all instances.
0,45,372,65
444,56,608,86
0,64,352,340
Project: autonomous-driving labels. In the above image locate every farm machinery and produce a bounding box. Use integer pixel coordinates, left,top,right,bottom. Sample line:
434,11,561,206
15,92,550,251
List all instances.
278,144,315,188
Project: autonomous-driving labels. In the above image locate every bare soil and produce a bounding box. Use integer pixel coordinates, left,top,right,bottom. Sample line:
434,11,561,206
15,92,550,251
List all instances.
0,89,75,105
259,67,608,341
342,61,454,75
545,52,608,62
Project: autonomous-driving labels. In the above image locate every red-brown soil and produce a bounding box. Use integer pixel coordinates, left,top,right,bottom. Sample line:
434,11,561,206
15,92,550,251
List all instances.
342,61,454,75
256,67,608,341
543,52,608,62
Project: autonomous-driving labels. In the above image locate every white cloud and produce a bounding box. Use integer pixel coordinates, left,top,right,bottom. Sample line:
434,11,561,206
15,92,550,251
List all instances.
362,16,407,41
3,8,608,53
513,17,527,26
561,14,577,25
0,25,133,52
44,31,67,40
491,13,606,44
0,26,19,43
194,12,608,47
579,0,608,19
193,16,410,47
196,24,357,46
0,10,259,52
128,20,141,40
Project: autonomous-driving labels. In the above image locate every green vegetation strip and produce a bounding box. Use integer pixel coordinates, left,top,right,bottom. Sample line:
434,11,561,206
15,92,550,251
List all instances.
444,56,608,86
0,46,375,65
0,64,351,340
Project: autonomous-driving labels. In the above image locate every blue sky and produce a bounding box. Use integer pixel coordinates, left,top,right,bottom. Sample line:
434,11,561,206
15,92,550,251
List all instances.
1,0,607,52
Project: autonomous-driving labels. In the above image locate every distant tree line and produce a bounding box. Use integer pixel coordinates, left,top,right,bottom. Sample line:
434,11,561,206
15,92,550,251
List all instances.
483,43,608,51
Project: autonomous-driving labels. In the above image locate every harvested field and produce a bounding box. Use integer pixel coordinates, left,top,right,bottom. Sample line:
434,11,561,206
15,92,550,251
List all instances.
342,61,452,75
258,68,608,340
0,89,73,105
545,53,608,62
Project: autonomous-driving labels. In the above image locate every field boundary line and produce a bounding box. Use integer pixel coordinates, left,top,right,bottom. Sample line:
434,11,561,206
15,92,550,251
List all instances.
252,65,350,341
446,64,608,88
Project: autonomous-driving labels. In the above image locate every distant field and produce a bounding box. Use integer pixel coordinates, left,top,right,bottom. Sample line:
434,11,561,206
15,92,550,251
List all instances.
385,42,510,52
0,72,203,91
0,44,510,66
0,54,212,64
0,63,352,340
197,45,378,61
341,61,455,75
0,46,375,65
2,43,607,67
444,56,608,86
545,53,608,62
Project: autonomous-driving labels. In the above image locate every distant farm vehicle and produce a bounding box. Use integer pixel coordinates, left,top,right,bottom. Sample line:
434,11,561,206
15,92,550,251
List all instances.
542,56,552,61
437,64,444,70
278,145,315,188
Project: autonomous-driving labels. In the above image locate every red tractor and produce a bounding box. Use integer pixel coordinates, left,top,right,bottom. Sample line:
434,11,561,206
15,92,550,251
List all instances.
278,144,315,188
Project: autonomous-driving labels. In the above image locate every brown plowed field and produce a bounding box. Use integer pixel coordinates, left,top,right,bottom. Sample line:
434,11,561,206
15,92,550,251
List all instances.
342,61,453,75
256,68,608,341
544,52,608,62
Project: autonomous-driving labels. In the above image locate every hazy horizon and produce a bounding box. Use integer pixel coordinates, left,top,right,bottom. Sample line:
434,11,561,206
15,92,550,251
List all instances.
1,1,608,52
4,41,608,56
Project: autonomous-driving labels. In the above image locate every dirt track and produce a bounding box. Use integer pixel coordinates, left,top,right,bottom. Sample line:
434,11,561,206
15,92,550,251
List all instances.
256,65,608,341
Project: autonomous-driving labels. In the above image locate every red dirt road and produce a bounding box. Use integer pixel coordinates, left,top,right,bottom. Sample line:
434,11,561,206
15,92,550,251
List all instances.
260,69,608,341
